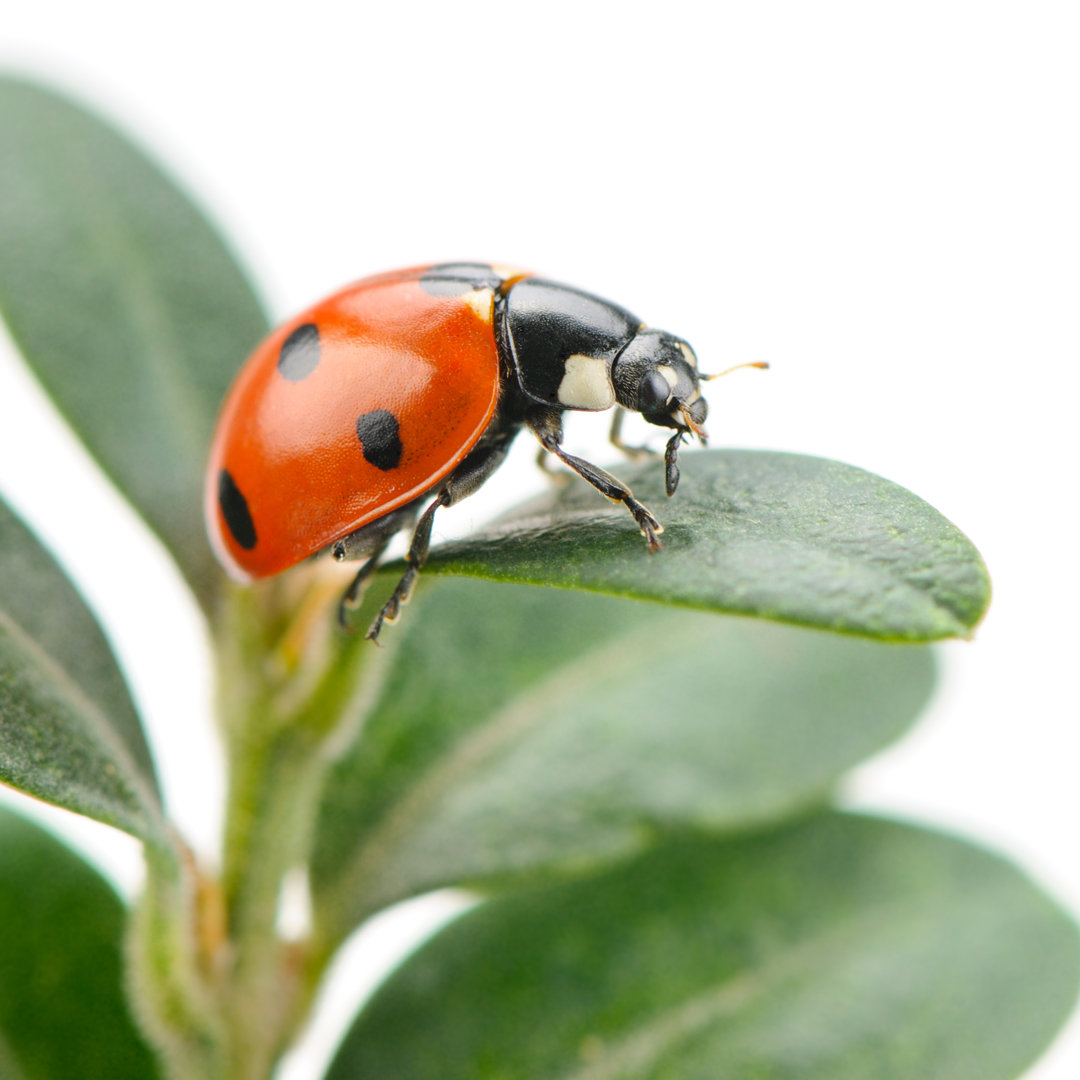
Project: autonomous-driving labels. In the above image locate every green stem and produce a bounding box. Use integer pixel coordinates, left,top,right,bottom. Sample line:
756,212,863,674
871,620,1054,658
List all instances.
127,844,229,1080
208,576,384,1078
219,722,333,1078
126,573,384,1080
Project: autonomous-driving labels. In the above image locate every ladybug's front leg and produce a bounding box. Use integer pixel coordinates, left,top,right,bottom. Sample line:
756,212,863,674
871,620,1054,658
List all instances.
527,408,663,552
611,408,686,497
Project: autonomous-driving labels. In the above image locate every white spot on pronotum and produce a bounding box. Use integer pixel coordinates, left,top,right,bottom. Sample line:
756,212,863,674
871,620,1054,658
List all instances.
657,365,680,390
678,341,698,368
557,354,616,410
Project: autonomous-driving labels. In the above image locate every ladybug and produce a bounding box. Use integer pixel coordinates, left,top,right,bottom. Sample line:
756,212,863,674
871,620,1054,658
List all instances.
206,262,765,641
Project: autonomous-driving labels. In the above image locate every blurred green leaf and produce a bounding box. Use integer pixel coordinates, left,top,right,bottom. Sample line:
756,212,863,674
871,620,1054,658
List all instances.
0,76,267,609
0,805,161,1079
0,496,167,847
312,579,934,941
327,814,1080,1080
426,449,991,641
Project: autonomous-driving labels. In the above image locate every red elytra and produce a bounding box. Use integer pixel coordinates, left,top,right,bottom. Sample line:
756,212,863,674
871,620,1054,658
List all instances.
205,265,504,581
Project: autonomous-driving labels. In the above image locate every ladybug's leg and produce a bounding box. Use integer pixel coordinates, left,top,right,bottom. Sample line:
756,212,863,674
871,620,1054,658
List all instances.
332,502,420,629
535,443,572,485
610,409,687,497
366,492,449,642
366,434,514,642
527,408,663,552
611,409,685,496
336,540,392,629
662,430,687,497
608,407,655,461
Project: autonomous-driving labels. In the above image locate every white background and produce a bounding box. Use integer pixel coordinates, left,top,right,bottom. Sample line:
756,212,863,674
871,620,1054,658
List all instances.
1,3,1078,1077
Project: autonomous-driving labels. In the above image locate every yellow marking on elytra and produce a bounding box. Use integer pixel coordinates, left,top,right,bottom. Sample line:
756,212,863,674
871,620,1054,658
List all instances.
463,287,495,324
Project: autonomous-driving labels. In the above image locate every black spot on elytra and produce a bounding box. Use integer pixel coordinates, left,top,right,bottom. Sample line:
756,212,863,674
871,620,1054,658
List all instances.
218,469,257,550
356,410,403,470
277,322,321,381
419,263,501,297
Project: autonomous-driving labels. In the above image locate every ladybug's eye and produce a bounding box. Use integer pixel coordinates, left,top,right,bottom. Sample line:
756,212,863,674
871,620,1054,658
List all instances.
637,371,671,414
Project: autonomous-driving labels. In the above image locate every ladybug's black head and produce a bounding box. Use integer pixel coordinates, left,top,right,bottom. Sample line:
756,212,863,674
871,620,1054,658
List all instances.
611,330,708,439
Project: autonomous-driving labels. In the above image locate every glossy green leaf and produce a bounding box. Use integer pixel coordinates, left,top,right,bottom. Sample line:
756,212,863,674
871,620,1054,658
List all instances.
311,579,934,942
0,76,267,608
0,805,161,1079
328,814,1080,1080
0,497,167,847
425,449,991,641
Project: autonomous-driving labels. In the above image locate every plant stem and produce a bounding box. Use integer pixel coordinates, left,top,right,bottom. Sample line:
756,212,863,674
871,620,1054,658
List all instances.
219,722,333,1078
127,576,383,1079
127,843,229,1080
207,576,383,1078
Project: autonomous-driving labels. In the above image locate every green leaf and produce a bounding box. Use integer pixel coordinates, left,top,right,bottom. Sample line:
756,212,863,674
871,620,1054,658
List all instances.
425,449,991,641
311,579,934,941
327,814,1080,1080
0,805,161,1080
0,76,267,609
0,496,167,847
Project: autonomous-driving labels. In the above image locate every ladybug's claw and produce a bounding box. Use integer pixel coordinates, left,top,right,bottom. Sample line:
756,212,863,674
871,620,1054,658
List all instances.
364,612,388,646
627,497,664,552
370,567,418,637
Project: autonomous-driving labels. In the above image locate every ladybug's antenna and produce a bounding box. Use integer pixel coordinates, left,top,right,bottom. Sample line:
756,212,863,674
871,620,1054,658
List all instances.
700,360,769,381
